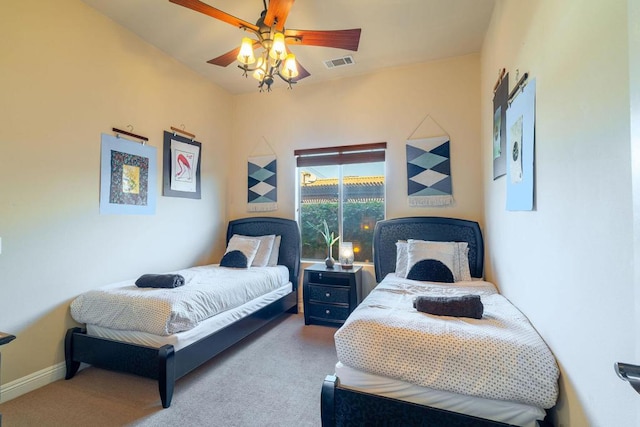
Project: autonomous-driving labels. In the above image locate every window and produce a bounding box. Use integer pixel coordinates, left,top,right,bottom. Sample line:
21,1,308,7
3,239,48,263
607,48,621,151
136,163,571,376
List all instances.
296,143,386,263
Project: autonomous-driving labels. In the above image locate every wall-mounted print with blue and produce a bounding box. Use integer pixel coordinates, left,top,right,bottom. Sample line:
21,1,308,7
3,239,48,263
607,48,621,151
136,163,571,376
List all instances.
100,133,157,215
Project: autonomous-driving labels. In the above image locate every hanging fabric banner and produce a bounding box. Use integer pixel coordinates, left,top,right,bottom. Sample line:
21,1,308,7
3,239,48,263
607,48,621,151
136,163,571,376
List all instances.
247,154,277,212
406,135,454,207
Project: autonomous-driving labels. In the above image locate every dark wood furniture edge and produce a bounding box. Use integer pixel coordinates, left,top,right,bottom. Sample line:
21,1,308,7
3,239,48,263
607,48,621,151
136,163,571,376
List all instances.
64,217,300,408
321,375,517,427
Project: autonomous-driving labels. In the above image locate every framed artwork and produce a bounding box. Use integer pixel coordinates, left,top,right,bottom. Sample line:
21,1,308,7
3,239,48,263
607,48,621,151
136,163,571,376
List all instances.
162,131,202,199
493,72,509,179
100,133,157,215
506,78,536,211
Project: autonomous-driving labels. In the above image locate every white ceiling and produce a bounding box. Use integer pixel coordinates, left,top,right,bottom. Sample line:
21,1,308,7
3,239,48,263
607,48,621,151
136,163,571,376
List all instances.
81,0,495,95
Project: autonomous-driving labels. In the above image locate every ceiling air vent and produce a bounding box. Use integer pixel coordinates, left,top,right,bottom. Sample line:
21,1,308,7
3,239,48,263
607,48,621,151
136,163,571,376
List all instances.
323,55,355,69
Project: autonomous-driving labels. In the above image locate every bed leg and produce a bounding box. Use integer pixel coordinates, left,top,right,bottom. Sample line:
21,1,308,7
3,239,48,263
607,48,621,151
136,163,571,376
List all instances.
158,345,175,408
64,327,83,380
321,375,338,427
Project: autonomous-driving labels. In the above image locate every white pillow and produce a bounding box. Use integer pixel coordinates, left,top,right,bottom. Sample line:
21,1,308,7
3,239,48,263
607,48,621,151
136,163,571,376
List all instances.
395,240,408,278
407,240,456,280
403,239,471,282
455,242,472,281
267,235,281,267
233,234,275,267
223,235,261,268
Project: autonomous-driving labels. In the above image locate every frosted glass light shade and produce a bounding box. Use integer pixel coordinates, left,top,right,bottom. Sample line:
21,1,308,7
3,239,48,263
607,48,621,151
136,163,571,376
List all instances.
269,32,287,60
252,57,266,81
281,53,299,79
237,37,256,65
339,242,354,268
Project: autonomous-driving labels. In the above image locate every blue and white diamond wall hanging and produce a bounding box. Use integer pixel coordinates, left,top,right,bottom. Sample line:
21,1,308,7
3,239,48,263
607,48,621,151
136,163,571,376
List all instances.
248,155,277,212
406,136,454,207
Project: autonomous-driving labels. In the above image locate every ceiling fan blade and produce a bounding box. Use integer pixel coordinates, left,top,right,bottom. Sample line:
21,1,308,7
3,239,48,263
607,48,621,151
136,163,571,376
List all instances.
285,28,361,51
292,59,310,82
263,0,295,32
207,47,241,67
169,0,259,32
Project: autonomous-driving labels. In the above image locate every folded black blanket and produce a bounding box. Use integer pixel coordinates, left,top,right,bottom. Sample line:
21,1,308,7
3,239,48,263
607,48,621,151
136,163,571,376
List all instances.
413,294,483,319
135,274,185,289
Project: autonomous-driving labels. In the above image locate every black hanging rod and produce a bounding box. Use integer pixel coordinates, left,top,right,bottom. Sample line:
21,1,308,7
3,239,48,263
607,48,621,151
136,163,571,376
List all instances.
112,127,148,142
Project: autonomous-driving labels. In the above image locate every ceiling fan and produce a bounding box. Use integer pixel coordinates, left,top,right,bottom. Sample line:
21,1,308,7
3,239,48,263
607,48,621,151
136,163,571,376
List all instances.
169,0,362,91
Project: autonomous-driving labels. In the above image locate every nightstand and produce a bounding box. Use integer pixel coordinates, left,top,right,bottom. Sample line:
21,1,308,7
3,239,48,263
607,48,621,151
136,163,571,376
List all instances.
303,264,362,327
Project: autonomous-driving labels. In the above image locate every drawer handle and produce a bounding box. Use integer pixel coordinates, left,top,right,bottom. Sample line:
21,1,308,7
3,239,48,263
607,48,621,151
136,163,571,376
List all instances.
325,292,331,298
325,309,330,314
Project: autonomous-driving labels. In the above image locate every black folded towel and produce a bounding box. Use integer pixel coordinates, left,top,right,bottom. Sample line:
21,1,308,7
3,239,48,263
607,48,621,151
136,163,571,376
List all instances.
135,274,185,289
413,294,483,319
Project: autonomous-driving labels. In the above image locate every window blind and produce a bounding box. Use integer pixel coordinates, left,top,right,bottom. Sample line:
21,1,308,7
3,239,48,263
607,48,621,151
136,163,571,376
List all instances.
295,142,386,167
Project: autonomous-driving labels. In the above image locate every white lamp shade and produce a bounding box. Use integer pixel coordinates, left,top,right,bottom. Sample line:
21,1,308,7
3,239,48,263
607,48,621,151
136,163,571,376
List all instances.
252,57,267,81
269,32,287,61
237,37,256,65
339,242,354,267
282,53,299,79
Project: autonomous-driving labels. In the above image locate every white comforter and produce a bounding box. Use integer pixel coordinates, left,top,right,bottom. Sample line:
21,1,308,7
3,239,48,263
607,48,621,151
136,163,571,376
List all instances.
334,274,559,409
70,265,289,336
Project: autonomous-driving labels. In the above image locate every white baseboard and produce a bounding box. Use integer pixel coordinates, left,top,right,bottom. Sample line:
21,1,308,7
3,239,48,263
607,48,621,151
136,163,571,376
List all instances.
1,362,67,403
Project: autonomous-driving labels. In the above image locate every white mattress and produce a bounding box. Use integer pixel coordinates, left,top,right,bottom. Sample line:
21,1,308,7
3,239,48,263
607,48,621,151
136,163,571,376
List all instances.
71,265,289,335
335,362,545,427
334,274,559,409
87,283,292,351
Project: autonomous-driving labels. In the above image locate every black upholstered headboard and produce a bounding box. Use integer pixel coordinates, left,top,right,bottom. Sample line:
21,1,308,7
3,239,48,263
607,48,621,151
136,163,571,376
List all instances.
373,216,484,282
227,217,301,288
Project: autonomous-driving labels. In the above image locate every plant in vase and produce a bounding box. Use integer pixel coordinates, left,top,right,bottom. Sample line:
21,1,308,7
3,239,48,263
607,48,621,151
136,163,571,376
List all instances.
309,219,340,268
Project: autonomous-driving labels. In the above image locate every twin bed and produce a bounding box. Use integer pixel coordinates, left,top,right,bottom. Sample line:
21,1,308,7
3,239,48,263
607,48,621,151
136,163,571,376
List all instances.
64,217,300,408
321,217,559,427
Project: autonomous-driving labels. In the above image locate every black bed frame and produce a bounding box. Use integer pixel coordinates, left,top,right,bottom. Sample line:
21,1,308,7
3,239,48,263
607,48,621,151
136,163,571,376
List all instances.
321,216,550,427
65,217,300,408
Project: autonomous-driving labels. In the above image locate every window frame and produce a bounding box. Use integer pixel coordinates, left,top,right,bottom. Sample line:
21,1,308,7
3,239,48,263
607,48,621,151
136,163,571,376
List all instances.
295,143,387,263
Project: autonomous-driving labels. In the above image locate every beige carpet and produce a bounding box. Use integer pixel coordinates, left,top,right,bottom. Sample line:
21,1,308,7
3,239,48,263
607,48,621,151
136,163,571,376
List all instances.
0,314,338,427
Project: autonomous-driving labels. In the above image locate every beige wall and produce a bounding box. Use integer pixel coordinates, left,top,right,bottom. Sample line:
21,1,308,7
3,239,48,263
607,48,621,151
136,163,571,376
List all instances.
0,0,233,385
481,1,638,425
229,54,484,224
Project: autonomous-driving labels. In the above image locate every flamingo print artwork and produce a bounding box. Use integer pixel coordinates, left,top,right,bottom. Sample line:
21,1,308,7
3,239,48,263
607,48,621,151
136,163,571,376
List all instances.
175,152,193,182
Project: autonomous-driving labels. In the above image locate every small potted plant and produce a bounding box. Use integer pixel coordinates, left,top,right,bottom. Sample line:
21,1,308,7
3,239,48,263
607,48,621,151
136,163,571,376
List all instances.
309,219,340,268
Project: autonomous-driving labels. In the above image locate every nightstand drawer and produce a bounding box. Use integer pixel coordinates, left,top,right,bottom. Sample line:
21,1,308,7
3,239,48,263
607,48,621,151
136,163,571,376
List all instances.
307,303,350,322
308,284,350,304
308,271,350,286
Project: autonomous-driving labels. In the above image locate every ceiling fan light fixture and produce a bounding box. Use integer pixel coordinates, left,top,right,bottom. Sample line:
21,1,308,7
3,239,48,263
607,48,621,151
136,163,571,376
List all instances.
252,57,267,81
237,37,256,65
269,32,287,61
282,53,299,79
172,0,361,91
